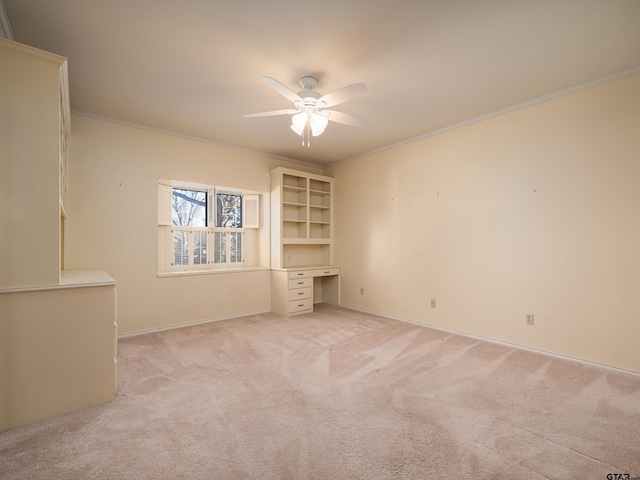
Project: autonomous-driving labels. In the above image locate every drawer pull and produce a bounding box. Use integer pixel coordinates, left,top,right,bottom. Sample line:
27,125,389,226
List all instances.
297,281,304,285
324,270,330,274
296,273,304,276
297,304,304,307
297,292,304,295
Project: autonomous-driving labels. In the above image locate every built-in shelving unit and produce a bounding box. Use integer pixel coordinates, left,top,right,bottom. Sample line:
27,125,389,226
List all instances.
282,173,308,239
271,168,334,268
0,37,116,432
309,178,332,239
59,70,70,270
59,82,70,217
270,167,340,316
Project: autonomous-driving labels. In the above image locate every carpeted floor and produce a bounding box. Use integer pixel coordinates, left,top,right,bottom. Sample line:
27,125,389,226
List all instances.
1,304,639,479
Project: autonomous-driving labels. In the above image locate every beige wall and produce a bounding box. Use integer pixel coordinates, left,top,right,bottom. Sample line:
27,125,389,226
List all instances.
63,73,640,372
327,73,640,373
65,115,320,334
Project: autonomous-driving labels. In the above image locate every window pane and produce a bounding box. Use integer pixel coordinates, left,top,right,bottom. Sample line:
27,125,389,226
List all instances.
230,232,243,263
216,193,242,228
193,230,207,265
173,230,189,265
214,231,226,264
173,189,206,226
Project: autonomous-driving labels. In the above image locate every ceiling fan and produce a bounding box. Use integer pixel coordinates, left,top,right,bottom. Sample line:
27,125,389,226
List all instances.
243,76,367,147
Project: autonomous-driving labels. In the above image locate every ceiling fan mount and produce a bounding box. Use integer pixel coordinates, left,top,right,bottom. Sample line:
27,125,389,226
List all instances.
299,75,319,90
295,77,322,109
243,75,368,147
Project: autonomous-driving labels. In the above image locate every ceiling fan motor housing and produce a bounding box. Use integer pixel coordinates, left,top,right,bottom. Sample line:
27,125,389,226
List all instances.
297,75,323,107
295,93,323,110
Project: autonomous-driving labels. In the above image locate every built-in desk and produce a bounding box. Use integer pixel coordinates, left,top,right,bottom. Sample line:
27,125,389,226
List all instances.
271,266,340,316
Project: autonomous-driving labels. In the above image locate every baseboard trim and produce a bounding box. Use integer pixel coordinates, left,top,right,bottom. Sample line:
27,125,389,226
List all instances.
118,304,640,378
117,309,272,339
341,304,640,379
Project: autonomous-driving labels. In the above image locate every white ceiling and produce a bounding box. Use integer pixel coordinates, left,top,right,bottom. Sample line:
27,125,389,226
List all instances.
3,0,640,166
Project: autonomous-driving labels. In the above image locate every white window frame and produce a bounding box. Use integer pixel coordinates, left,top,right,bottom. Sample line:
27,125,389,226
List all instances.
159,181,259,273
170,226,210,272
169,226,244,272
210,228,245,270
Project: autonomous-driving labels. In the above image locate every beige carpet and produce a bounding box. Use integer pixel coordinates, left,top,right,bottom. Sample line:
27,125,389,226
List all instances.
1,304,639,479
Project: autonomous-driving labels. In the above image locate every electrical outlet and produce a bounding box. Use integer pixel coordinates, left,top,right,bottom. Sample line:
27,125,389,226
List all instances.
526,314,534,325
430,299,437,308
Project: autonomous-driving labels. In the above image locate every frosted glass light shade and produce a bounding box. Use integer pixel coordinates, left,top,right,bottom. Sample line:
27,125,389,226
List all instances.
291,112,307,135
310,113,328,136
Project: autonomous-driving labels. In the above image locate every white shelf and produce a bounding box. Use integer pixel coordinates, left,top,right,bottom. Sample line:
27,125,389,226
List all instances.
271,167,334,269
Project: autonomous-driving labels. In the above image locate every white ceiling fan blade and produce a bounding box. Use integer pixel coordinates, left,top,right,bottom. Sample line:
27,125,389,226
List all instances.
243,108,299,118
262,76,302,103
324,110,367,127
318,83,367,108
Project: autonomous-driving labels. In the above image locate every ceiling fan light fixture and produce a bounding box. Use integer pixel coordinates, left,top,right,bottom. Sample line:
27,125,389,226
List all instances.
245,75,367,147
290,112,307,136
310,112,328,137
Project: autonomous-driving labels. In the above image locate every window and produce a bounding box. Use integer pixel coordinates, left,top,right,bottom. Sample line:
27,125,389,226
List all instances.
215,192,242,228
173,189,206,227
158,182,260,273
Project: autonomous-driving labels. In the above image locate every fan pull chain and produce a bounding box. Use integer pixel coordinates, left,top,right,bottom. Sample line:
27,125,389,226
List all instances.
301,118,311,147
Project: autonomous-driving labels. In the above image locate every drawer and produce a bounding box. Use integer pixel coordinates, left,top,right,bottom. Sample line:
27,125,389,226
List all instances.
288,277,312,289
313,267,340,277
288,270,312,280
288,298,313,314
288,286,312,301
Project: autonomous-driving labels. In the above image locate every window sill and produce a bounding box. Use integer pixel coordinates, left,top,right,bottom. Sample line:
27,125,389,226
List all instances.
157,266,270,278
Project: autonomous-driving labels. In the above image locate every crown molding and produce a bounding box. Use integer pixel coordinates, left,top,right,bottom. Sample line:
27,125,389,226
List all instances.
328,64,640,169
0,0,14,40
71,109,321,169
0,35,67,67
